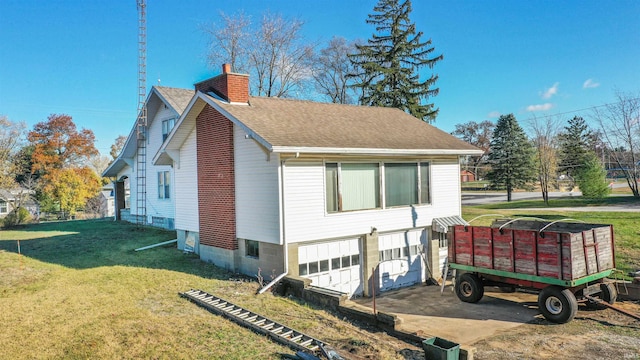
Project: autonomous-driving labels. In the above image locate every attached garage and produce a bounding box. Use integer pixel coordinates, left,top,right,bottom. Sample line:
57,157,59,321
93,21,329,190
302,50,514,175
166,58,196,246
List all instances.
377,229,427,292
298,238,363,297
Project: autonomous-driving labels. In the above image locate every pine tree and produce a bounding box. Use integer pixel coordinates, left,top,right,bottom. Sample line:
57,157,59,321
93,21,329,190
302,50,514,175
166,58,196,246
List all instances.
487,114,536,201
558,116,593,180
576,153,610,198
349,0,443,122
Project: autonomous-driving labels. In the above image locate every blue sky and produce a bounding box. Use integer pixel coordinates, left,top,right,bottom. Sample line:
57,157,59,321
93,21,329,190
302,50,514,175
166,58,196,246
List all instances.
1,1,638,156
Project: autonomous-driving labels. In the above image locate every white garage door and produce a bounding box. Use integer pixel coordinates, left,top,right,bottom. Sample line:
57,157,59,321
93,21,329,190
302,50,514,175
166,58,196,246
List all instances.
298,238,363,297
378,229,426,292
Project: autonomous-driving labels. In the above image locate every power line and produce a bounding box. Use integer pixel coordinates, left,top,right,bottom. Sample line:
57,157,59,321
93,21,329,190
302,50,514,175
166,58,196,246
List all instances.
521,97,640,123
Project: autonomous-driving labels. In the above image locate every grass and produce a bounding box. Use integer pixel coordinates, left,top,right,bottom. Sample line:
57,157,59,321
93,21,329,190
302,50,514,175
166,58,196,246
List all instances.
473,194,639,210
0,219,411,359
462,198,640,279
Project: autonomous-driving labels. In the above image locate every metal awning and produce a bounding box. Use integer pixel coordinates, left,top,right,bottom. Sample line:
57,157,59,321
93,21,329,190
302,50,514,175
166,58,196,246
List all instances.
432,215,468,233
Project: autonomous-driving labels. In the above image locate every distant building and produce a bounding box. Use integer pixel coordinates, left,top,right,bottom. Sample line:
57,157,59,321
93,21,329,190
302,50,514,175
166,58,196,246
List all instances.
460,170,476,182
0,188,39,220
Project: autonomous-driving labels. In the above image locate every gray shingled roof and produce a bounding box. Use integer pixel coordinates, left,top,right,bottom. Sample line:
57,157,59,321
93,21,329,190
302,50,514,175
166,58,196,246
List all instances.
211,95,480,152
155,86,194,115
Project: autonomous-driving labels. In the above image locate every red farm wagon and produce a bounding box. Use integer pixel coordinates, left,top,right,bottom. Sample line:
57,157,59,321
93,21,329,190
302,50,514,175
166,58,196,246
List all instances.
448,219,617,323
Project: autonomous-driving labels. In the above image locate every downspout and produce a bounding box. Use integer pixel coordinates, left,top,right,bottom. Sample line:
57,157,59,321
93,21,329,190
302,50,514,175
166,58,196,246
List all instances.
257,152,299,294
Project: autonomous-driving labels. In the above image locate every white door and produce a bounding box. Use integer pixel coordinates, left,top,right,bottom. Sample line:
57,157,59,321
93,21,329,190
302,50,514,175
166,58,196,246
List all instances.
378,229,426,292
298,238,363,297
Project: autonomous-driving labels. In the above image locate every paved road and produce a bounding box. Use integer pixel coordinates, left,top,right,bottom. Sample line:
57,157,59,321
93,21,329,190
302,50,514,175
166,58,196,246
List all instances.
461,191,582,205
462,191,640,212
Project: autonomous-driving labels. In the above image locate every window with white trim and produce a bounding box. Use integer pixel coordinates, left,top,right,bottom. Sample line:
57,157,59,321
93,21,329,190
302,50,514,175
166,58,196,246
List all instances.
0,200,7,214
325,162,430,213
162,118,176,142
158,171,170,199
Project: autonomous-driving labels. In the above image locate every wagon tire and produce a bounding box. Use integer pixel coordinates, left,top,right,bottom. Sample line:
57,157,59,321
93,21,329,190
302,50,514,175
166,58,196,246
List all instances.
600,283,617,305
538,286,578,324
455,273,484,303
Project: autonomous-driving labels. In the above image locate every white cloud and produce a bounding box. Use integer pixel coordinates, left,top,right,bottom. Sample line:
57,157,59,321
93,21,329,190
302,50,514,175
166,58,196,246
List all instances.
487,111,501,118
583,78,600,89
541,82,559,99
526,103,554,112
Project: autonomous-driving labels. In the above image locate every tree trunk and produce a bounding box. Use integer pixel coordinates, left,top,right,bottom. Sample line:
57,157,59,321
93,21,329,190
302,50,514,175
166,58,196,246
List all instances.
507,185,512,202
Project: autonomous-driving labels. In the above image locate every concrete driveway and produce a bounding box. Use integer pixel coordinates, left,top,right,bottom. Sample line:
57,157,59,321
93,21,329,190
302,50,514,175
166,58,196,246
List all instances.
351,284,540,346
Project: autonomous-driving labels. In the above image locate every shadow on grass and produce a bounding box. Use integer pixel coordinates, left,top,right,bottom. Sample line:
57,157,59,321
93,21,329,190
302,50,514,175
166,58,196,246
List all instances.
0,219,233,280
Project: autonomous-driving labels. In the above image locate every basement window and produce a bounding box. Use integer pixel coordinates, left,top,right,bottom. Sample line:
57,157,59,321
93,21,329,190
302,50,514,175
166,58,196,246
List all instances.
246,240,259,258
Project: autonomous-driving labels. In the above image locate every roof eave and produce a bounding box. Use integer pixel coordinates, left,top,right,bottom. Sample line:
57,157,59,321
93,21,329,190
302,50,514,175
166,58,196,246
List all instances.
269,146,484,156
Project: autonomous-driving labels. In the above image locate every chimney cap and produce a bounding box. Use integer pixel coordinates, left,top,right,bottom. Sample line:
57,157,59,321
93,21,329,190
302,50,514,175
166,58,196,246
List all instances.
222,63,231,74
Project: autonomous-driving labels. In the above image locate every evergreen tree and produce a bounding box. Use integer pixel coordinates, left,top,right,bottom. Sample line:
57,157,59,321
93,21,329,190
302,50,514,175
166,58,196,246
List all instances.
487,114,536,201
576,153,610,198
349,0,443,122
558,116,593,181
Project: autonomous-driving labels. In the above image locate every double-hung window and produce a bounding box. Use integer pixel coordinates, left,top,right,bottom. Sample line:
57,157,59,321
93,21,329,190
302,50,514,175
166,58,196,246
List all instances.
326,161,430,213
162,118,176,142
158,171,170,199
0,200,7,213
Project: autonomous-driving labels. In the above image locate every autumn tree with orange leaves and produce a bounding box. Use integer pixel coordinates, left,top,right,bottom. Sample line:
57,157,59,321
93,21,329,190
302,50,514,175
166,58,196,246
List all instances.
27,114,101,217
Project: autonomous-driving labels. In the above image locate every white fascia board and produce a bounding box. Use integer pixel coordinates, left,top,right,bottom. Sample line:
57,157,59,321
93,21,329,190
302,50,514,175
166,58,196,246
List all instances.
102,157,127,177
269,146,484,156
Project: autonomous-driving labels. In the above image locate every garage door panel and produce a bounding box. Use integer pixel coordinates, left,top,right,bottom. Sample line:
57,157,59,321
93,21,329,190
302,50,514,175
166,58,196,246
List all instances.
378,229,427,292
298,238,362,297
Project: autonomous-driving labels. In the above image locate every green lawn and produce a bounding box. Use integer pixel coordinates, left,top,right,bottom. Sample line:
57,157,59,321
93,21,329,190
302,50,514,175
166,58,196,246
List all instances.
0,219,407,359
463,197,640,279
473,194,638,210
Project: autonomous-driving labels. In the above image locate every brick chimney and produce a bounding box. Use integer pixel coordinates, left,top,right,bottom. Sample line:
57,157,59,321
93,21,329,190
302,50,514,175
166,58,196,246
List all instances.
194,63,249,103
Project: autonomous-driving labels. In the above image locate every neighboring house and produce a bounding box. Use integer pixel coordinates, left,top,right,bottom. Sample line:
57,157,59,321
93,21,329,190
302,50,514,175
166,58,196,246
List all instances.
152,64,482,297
103,86,193,229
99,183,115,218
0,188,39,220
460,170,476,182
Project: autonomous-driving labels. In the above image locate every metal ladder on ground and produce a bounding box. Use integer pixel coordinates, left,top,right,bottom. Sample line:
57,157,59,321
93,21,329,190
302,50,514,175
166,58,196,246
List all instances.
181,289,327,355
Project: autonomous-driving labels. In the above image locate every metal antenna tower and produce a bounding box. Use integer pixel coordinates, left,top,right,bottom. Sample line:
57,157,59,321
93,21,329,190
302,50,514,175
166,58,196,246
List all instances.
135,0,147,226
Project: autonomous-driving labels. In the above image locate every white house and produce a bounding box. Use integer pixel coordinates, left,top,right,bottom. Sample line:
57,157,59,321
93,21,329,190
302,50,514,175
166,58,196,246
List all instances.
0,188,39,220
152,64,482,298
103,86,193,229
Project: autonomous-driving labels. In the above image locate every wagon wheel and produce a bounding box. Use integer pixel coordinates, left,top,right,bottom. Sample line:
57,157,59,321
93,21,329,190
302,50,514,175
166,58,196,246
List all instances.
455,273,484,303
538,286,578,324
600,283,617,305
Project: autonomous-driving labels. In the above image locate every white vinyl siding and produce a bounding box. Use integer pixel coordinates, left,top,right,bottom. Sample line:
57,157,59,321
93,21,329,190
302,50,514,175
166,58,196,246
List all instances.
174,128,199,232
234,126,280,244
144,102,175,222
283,158,461,244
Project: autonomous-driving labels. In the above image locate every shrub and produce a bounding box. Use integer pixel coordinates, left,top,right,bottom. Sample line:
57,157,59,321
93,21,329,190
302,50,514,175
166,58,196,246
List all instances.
576,154,610,198
3,206,32,228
